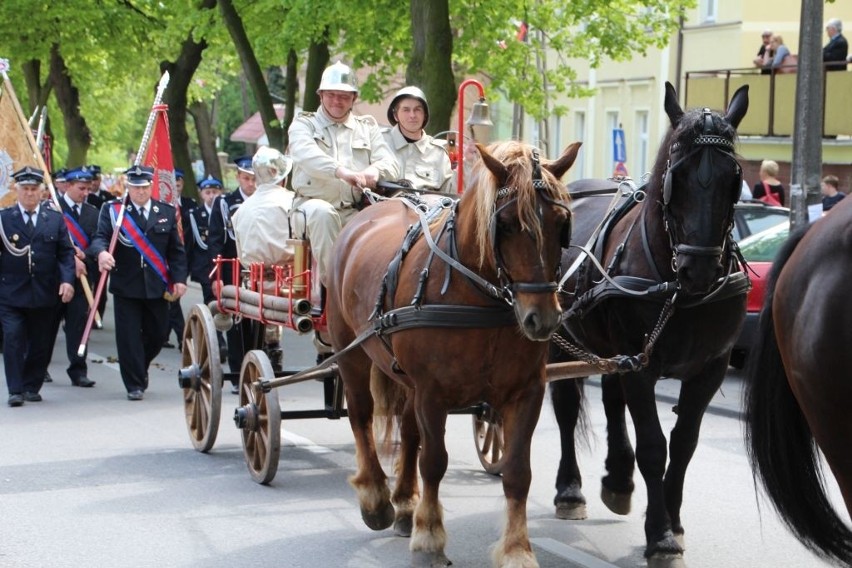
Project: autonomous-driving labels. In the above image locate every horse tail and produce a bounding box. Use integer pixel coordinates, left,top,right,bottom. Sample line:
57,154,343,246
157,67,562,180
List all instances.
369,364,407,456
744,223,852,564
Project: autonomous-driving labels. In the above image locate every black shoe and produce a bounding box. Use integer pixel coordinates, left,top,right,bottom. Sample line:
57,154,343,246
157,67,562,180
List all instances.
162,341,175,349
23,392,42,402
44,371,53,383
219,346,228,364
71,376,96,388
8,394,24,407
127,390,144,401
230,383,239,395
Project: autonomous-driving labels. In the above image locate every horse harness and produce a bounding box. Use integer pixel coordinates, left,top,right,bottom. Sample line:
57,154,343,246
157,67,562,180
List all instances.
554,111,751,373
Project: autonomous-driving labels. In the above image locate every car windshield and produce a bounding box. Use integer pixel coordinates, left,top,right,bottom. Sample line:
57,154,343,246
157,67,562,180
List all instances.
733,205,789,241
738,221,790,262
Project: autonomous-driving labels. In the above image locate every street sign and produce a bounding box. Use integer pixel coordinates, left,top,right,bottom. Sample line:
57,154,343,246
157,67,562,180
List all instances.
612,128,627,164
613,161,629,177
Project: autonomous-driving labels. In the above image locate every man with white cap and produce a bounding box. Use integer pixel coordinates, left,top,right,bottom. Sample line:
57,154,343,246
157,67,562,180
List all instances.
0,167,76,406
383,86,453,193
288,61,399,290
90,165,188,401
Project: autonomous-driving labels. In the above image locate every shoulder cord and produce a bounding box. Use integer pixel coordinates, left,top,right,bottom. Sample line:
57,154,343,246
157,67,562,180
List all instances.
0,213,30,257
189,213,207,250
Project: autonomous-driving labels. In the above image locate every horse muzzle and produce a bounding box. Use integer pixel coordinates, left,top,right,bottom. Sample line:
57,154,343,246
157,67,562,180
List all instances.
675,244,723,296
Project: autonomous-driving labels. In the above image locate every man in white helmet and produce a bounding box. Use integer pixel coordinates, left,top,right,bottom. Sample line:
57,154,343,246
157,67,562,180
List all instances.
288,61,399,289
383,86,453,193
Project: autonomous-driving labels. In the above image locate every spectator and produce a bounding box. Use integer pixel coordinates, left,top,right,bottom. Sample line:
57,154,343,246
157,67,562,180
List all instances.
764,35,792,72
823,18,848,72
821,175,846,211
753,30,773,75
753,160,785,206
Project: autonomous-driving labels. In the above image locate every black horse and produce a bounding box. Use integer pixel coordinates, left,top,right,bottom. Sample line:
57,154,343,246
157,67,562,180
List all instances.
550,82,750,562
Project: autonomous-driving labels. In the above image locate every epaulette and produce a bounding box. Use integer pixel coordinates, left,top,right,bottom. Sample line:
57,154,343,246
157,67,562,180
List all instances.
297,111,316,118
429,137,448,150
153,199,176,211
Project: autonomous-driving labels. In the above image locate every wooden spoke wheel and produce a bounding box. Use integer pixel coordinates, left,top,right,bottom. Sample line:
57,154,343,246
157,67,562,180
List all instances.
236,350,281,485
180,304,223,453
472,404,505,475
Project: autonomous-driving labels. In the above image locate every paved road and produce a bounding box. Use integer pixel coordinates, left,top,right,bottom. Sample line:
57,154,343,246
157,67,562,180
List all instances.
0,283,843,567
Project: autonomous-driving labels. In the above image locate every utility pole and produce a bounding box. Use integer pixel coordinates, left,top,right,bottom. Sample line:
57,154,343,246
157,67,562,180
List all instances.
789,0,823,229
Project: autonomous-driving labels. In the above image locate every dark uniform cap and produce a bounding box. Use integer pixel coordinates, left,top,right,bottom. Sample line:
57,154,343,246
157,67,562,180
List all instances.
198,175,224,190
174,168,184,180
125,165,155,186
86,164,102,176
234,155,254,174
53,167,69,182
65,167,94,183
12,166,44,185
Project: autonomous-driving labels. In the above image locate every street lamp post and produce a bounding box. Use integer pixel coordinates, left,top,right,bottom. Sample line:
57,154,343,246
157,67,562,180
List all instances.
456,79,493,194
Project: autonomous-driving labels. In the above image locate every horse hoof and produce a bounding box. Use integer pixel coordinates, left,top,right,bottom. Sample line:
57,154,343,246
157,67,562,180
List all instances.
411,550,452,567
645,532,684,568
673,531,685,549
361,501,395,531
555,501,587,520
600,486,631,515
394,512,413,537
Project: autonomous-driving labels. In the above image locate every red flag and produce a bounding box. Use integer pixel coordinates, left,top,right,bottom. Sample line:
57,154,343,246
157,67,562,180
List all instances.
142,104,182,242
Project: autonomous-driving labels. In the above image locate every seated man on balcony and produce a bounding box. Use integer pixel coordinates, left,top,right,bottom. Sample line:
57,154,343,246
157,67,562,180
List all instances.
823,18,848,71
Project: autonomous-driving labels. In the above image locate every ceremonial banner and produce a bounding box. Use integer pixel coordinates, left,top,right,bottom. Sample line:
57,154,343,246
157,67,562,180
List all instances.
0,58,39,207
143,104,176,205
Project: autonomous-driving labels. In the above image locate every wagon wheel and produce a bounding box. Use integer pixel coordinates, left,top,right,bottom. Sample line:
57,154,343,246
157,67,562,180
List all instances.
235,350,281,485
180,304,223,453
472,404,505,475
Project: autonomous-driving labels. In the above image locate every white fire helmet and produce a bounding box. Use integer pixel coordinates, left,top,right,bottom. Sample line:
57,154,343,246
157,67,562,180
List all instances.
387,86,429,128
318,61,358,93
252,146,292,185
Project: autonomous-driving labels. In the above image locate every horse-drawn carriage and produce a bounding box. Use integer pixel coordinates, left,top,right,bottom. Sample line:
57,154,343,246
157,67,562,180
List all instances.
177,216,520,483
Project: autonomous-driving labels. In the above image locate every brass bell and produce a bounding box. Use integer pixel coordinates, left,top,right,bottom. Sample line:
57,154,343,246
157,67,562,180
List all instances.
466,98,493,143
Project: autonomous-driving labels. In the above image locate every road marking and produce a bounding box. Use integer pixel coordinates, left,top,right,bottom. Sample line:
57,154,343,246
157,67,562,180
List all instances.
532,538,619,568
282,429,333,454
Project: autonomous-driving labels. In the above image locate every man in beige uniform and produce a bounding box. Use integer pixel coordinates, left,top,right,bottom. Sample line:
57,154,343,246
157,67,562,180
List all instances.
383,86,453,193
288,61,399,288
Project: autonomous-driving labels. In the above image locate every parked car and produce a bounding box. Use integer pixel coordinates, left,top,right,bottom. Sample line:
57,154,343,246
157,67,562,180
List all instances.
731,200,789,241
729,219,791,369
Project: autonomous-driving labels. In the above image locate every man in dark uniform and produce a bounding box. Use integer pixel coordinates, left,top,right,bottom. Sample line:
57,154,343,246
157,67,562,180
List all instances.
90,165,188,401
54,167,99,387
188,176,225,359
85,164,112,210
163,169,197,349
0,167,76,406
208,156,256,392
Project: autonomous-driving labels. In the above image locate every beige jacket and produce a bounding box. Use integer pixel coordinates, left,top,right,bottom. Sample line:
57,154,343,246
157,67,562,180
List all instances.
288,106,399,207
232,182,296,266
383,125,454,193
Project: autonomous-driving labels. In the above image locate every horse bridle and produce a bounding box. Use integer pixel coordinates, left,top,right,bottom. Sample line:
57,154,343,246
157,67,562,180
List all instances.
490,148,572,302
660,108,741,270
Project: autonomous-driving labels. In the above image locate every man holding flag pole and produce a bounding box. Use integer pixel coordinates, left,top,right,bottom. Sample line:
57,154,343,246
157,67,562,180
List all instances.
82,71,188,401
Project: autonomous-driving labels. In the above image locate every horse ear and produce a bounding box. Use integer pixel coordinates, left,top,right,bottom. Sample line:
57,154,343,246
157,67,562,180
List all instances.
544,142,582,180
664,81,684,128
725,85,750,129
476,143,510,187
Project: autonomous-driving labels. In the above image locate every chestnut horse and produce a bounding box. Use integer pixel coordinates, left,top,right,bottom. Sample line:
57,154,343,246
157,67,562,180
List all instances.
549,82,750,562
326,140,580,567
744,204,852,565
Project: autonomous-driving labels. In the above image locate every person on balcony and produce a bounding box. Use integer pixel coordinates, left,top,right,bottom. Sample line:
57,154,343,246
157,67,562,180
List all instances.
763,35,792,73
823,19,848,72
753,30,773,75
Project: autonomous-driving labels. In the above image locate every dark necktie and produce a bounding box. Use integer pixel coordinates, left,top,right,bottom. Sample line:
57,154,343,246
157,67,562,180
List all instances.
25,211,35,234
73,204,80,217
138,206,147,224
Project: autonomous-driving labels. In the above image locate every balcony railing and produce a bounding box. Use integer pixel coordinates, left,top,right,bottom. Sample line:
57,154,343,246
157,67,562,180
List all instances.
684,65,852,138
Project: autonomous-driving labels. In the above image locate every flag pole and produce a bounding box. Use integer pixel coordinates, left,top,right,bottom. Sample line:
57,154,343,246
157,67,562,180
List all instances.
0,68,102,327
77,71,170,357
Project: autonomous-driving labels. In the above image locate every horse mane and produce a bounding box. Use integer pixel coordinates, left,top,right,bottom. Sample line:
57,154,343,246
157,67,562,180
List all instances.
468,140,568,268
647,107,739,197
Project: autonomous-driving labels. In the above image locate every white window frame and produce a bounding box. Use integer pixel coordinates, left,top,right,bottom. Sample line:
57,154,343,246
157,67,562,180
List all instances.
605,110,620,169
634,110,650,177
700,0,717,24
573,111,585,179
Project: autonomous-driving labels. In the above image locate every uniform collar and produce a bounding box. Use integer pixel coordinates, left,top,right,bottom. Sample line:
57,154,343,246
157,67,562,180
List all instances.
390,125,428,153
316,105,357,130
18,203,40,216
63,193,82,210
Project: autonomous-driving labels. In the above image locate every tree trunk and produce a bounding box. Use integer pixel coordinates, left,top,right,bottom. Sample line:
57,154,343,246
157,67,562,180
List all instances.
303,35,330,113
21,59,55,167
218,0,284,150
407,0,455,135
160,0,217,197
282,48,298,150
188,99,222,183
49,45,91,167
